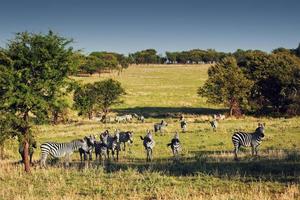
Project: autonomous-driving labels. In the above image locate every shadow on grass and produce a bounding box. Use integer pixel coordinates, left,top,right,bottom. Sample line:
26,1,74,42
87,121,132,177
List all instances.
113,107,228,118
102,150,300,183
11,150,299,184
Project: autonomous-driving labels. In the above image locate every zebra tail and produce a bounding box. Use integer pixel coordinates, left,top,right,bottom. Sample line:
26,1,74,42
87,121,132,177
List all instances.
140,136,144,140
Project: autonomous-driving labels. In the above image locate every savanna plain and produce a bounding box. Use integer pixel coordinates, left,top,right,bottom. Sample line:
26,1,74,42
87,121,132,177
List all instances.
0,65,299,200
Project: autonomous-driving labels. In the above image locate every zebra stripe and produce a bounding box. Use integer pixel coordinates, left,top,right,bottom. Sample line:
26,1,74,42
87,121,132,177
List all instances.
232,123,265,160
40,139,88,167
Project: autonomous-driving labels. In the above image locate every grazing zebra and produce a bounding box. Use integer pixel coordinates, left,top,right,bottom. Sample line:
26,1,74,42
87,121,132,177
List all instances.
115,114,133,123
140,130,155,162
180,120,187,133
167,132,181,159
119,131,133,151
133,113,145,123
79,135,96,162
232,123,265,160
210,119,218,132
154,120,168,135
18,140,37,164
213,114,226,121
40,139,88,167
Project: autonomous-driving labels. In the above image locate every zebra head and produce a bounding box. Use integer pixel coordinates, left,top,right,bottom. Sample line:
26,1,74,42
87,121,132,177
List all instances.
256,123,265,138
127,131,133,143
161,120,168,126
85,135,96,147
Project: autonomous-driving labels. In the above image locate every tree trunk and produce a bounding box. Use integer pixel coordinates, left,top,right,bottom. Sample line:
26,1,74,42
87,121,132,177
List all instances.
23,139,30,173
229,106,233,117
22,111,30,173
0,145,4,159
53,110,58,125
88,111,93,120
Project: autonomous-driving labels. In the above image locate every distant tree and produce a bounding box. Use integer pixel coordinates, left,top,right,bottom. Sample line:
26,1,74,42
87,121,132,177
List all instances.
130,49,161,64
73,79,125,120
92,79,125,120
198,57,253,116
0,31,74,172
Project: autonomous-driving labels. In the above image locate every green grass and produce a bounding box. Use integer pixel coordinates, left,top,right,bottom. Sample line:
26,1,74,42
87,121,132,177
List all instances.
1,64,300,200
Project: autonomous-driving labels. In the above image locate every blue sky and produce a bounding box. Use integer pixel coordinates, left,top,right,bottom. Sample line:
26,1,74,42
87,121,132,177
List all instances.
0,0,299,54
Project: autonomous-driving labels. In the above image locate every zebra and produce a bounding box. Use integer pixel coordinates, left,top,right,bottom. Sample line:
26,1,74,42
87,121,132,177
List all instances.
140,130,155,162
154,120,168,135
18,140,37,164
40,139,88,167
232,123,265,160
180,120,187,133
115,114,133,123
167,132,181,160
133,113,145,123
118,131,133,151
95,132,109,164
79,135,96,162
213,114,226,121
210,119,218,132
104,130,120,161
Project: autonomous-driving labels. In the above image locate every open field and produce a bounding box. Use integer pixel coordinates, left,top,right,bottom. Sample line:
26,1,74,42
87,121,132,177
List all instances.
1,64,300,200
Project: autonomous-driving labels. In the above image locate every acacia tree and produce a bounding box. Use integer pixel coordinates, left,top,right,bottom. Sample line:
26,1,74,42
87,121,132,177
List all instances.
73,79,125,121
0,31,74,172
198,57,253,116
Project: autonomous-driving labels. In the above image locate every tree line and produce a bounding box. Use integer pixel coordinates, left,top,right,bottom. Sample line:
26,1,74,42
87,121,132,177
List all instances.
199,45,300,117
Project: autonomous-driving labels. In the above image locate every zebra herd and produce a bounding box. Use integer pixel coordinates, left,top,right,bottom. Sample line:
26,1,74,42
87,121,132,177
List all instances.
18,116,266,167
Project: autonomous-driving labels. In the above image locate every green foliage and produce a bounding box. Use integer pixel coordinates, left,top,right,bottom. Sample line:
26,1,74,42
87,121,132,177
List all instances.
78,51,129,75
73,83,95,119
238,51,300,115
129,49,162,64
198,57,253,116
73,79,125,119
166,49,228,64
0,30,75,148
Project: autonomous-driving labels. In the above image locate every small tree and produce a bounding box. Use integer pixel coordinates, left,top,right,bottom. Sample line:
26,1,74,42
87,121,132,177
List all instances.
198,57,253,116
73,79,125,120
93,79,125,119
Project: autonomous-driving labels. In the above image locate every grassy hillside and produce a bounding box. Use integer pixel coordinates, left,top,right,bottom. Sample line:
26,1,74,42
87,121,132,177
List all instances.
1,64,299,200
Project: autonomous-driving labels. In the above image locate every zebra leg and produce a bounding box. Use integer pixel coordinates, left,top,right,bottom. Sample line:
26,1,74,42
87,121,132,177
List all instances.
233,145,239,160
251,146,255,156
65,154,70,168
112,150,115,161
150,149,153,161
89,151,93,161
255,146,259,156
116,150,119,161
40,153,48,168
146,149,149,162
123,143,126,151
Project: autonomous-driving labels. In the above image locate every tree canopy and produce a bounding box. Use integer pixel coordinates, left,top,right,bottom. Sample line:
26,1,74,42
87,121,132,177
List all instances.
198,57,253,116
73,79,125,120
